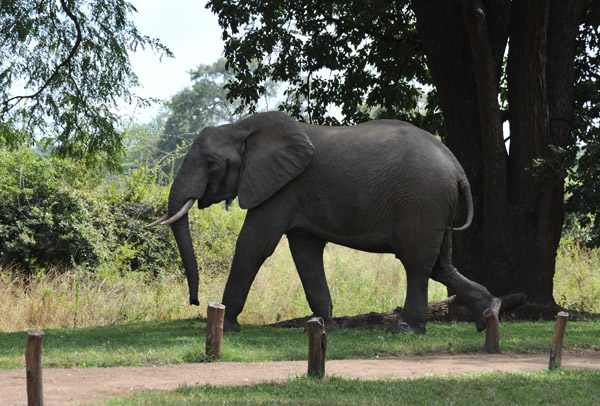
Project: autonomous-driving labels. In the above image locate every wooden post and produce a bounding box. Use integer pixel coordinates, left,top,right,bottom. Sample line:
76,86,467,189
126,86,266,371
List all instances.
305,317,327,378
206,302,225,361
26,330,44,406
484,298,501,353
549,311,569,370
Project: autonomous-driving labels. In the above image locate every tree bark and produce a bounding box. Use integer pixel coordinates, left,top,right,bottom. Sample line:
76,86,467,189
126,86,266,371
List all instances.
411,0,584,303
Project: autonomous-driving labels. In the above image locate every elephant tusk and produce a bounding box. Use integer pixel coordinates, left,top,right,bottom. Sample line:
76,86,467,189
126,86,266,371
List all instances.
146,214,168,228
160,199,196,225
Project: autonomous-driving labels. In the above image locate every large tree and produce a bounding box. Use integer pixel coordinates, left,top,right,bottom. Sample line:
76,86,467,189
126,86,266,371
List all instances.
208,0,600,304
0,0,171,168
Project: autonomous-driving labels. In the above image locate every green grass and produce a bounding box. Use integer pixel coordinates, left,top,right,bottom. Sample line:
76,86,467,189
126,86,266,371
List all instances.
104,370,600,405
1,319,598,369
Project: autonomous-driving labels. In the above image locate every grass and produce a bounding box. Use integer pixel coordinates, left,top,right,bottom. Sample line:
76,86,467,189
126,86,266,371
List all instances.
0,240,448,332
103,370,600,406
1,238,598,404
1,319,598,369
3,238,598,334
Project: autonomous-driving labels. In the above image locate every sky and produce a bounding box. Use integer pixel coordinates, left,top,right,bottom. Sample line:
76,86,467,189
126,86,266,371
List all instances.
126,0,225,122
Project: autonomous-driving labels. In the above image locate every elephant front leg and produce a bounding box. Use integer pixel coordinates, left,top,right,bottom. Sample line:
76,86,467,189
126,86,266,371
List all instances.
221,222,283,332
288,233,340,331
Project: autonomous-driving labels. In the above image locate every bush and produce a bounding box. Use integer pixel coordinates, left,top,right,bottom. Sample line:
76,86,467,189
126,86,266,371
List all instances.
0,149,100,270
0,149,175,274
0,147,246,277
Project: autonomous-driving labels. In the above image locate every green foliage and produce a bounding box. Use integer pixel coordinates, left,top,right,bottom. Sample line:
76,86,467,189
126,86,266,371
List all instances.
0,144,248,276
207,0,442,132
555,239,600,313
0,148,101,270
565,6,600,247
0,0,172,168
0,148,178,274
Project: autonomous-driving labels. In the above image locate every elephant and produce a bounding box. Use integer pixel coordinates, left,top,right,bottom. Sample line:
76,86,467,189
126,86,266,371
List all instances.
149,111,500,334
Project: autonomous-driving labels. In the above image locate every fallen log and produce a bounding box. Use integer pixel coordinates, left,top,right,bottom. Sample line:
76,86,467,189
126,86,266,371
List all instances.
269,293,526,329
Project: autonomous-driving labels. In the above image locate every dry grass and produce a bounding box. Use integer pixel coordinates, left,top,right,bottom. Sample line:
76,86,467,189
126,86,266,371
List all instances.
242,238,446,325
554,240,600,313
1,238,597,332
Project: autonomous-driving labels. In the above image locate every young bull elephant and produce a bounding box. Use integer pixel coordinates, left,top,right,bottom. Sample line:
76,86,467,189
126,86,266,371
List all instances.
149,111,500,334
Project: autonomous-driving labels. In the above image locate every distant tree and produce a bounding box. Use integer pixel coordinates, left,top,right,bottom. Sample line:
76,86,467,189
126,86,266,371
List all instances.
144,58,278,173
0,0,172,168
208,0,600,304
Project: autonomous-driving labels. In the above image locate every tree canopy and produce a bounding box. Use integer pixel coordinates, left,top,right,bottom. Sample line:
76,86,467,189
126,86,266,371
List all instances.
0,0,171,168
208,0,442,132
208,0,600,302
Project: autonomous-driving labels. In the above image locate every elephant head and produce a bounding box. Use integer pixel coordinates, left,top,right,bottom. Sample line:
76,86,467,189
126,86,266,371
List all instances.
149,112,315,305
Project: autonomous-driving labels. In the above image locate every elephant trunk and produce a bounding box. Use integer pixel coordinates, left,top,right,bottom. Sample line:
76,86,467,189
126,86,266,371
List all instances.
169,214,200,305
167,173,206,306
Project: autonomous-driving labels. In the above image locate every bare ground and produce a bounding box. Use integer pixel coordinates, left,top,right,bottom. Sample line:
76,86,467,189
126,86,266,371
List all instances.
2,352,600,405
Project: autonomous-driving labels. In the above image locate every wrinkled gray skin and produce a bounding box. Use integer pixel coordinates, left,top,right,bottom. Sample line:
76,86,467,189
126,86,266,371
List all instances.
166,111,499,334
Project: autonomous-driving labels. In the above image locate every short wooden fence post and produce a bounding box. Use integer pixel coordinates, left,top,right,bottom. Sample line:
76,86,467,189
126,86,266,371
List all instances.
549,311,569,370
484,299,501,353
206,302,225,361
305,317,327,378
26,330,44,406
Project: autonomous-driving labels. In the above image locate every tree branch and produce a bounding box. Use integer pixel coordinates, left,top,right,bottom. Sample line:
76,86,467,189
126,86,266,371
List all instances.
1,0,83,113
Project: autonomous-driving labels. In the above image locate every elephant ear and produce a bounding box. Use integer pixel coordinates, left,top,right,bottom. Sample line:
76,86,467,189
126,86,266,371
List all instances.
237,113,315,209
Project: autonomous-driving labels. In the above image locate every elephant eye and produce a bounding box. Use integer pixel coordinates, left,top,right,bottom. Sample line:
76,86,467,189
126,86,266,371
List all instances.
205,160,216,169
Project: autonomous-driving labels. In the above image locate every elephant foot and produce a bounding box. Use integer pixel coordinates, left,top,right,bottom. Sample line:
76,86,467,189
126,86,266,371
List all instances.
386,318,425,335
324,317,340,332
474,297,501,332
223,317,241,332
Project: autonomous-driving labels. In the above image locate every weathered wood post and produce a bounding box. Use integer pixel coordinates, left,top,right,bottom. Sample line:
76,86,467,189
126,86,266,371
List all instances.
305,317,327,378
26,330,44,406
549,311,569,370
484,298,501,353
206,302,225,361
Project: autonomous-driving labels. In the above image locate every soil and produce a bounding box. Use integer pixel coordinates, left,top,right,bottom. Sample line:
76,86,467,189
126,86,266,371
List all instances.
2,352,600,405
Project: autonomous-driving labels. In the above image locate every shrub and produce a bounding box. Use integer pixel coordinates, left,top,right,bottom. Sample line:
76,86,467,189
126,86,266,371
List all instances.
0,149,101,271
555,239,600,313
0,147,246,277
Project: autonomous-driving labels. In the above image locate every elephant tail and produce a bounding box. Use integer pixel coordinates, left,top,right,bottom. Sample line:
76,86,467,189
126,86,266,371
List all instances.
451,177,474,231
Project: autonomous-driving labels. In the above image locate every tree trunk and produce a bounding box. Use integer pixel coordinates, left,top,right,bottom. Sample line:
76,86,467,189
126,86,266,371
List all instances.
411,1,584,303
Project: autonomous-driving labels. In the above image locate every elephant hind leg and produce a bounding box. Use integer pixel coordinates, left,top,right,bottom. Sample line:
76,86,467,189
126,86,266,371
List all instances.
288,232,340,331
390,239,442,334
431,230,499,331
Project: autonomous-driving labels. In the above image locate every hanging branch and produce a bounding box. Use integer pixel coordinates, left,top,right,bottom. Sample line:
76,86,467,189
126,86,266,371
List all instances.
1,0,83,113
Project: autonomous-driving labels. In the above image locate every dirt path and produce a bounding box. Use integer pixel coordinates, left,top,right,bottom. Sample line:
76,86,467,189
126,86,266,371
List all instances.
2,352,600,405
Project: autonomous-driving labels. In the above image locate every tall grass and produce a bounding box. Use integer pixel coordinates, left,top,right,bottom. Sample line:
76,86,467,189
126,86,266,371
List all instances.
554,239,600,313
1,238,598,332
